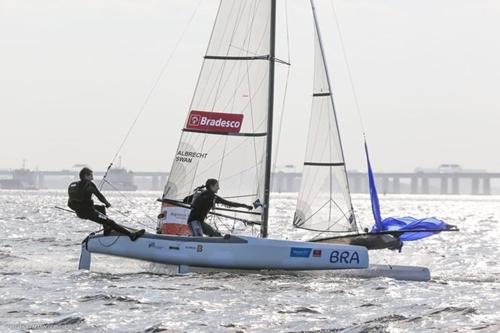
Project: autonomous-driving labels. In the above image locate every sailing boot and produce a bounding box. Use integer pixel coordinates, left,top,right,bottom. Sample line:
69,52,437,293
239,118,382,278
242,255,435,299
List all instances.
129,229,145,241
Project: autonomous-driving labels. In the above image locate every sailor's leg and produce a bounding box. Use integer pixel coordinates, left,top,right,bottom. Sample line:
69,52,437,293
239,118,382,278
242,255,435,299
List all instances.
99,217,145,241
188,220,204,236
87,208,145,241
88,210,132,236
93,205,111,235
100,218,133,236
201,221,222,237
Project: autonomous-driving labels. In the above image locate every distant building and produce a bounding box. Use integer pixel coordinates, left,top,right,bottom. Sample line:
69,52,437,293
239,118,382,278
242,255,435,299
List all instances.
98,168,138,191
0,169,38,190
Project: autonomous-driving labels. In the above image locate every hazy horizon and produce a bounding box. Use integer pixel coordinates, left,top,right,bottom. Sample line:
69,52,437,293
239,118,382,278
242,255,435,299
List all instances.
1,0,499,173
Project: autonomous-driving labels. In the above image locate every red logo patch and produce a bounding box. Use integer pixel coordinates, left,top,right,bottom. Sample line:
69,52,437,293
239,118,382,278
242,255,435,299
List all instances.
313,249,322,257
186,110,243,133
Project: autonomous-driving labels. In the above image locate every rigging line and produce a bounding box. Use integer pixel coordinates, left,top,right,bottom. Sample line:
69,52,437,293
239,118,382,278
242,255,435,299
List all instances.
213,14,255,183
54,205,76,214
355,215,368,232
159,199,261,216
271,67,290,174
328,0,367,233
161,199,260,225
311,227,459,242
97,235,121,248
301,114,331,201
216,6,251,183
207,5,270,111
327,197,352,226
220,160,264,183
225,193,258,199
299,70,331,202
212,214,234,234
202,21,268,112
191,0,232,108
102,179,156,225
202,2,270,111
213,213,248,234
99,0,203,189
310,225,348,240
246,51,261,190
108,207,152,230
297,200,331,225
208,1,246,112
307,220,349,240
272,0,292,174
327,65,334,223
243,0,262,193
206,20,270,113
328,0,366,135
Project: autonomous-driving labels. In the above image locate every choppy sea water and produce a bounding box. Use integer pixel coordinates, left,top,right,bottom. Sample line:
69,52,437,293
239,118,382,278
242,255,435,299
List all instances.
0,190,498,333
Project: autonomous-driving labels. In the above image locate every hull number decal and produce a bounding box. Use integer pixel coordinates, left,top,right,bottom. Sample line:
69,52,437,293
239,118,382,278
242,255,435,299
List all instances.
329,250,360,264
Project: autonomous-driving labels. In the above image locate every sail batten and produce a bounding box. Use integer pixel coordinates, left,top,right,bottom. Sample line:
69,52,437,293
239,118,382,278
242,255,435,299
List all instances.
304,162,345,166
312,92,331,97
204,55,270,60
182,129,267,137
294,1,357,234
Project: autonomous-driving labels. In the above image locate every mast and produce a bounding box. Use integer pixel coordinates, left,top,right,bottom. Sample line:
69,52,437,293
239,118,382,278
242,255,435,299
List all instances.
310,0,356,224
261,0,277,238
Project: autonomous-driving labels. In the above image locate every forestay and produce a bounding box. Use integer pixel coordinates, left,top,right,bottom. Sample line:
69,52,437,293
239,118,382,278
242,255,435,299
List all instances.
162,0,272,225
293,5,357,234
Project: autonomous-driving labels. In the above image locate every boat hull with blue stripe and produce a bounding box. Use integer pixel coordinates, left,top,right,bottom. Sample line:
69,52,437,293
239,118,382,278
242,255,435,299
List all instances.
79,232,369,271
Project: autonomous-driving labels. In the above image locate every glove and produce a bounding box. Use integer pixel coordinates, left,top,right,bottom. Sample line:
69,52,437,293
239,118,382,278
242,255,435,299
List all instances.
245,205,253,210
105,202,111,208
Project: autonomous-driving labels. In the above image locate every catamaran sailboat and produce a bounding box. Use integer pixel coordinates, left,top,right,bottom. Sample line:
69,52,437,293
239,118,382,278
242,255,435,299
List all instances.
78,0,455,280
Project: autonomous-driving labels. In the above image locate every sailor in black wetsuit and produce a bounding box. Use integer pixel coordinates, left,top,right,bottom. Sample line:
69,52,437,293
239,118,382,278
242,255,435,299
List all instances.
68,167,144,241
187,179,253,237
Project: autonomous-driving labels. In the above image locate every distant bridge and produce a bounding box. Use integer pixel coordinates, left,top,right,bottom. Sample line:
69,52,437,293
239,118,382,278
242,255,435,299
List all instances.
0,169,498,194
272,171,498,195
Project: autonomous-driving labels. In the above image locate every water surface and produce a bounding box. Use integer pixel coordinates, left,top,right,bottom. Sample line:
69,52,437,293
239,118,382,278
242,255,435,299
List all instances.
0,190,498,332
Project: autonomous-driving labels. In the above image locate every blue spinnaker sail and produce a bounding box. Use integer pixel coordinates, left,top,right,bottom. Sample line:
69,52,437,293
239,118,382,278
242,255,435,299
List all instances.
365,142,452,241
365,142,383,229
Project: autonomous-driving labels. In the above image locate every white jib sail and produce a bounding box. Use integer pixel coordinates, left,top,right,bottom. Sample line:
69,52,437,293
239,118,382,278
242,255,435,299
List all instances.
162,0,272,225
293,2,357,234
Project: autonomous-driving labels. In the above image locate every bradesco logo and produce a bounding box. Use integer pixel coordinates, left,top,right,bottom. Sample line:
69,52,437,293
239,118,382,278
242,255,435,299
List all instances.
186,110,244,133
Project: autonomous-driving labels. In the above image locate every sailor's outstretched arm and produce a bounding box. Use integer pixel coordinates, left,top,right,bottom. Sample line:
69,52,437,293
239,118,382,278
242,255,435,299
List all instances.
90,183,111,207
214,195,252,210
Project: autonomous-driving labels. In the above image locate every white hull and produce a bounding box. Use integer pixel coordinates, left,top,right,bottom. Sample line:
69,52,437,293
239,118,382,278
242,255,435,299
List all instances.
79,233,369,271
330,264,430,281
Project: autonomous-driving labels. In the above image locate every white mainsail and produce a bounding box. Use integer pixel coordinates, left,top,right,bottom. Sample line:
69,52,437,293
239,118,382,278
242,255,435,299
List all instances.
162,0,272,225
293,1,357,234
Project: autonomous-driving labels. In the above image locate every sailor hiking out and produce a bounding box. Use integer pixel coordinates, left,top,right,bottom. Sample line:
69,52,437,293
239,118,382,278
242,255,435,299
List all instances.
186,178,253,237
68,167,145,241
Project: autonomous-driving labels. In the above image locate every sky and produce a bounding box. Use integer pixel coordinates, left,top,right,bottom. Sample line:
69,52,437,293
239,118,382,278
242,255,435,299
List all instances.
1,0,499,173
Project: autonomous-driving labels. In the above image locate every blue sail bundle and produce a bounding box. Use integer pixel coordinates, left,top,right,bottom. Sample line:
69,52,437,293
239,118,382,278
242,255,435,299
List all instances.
365,143,454,241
